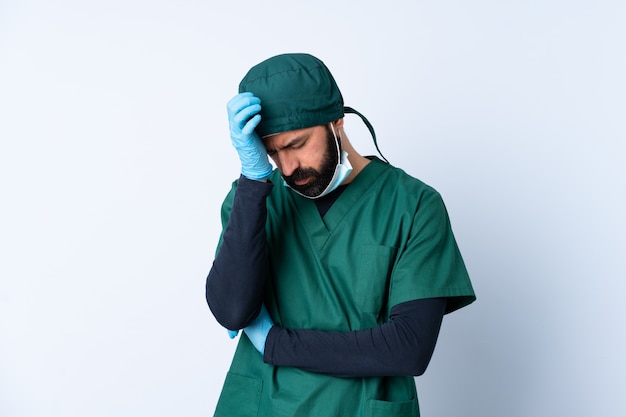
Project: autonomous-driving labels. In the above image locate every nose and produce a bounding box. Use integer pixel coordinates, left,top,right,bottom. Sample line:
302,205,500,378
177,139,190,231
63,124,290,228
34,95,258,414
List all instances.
276,151,299,177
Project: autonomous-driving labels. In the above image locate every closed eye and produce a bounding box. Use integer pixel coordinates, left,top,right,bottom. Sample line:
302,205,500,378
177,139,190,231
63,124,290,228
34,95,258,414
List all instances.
266,136,308,156
291,140,306,150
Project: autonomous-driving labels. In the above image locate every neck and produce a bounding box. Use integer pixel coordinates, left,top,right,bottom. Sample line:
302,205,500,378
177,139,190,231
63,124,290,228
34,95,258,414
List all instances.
339,129,371,184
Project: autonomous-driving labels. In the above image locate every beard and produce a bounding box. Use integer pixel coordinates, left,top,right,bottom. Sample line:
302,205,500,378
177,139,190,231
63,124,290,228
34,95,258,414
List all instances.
282,126,340,198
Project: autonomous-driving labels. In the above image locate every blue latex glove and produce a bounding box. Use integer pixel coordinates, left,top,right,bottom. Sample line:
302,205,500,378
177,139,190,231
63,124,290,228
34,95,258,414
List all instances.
243,304,274,355
227,92,273,181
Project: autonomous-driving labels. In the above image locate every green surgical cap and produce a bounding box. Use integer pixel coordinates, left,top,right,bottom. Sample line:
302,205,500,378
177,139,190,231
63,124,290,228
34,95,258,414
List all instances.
238,53,344,137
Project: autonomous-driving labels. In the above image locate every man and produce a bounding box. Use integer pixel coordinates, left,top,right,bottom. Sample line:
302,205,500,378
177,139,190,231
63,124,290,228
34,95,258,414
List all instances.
206,53,475,417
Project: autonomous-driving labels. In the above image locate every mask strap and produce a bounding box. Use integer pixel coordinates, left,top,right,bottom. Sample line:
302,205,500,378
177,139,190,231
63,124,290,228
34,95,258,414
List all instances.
343,106,389,164
329,122,342,157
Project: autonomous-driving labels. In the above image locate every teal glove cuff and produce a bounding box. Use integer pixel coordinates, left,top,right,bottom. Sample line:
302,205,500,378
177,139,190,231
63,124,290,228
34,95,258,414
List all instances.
243,304,274,355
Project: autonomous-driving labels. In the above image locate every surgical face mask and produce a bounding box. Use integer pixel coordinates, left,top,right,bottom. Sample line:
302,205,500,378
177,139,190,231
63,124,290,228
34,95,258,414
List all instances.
283,123,353,199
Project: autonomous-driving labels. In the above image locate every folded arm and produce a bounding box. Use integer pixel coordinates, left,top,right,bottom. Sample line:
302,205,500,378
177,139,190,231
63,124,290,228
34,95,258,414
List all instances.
205,176,273,330
262,298,446,377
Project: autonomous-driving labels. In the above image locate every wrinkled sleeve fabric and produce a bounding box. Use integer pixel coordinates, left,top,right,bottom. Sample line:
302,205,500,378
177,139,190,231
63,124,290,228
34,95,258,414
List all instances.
264,298,447,377
205,175,274,331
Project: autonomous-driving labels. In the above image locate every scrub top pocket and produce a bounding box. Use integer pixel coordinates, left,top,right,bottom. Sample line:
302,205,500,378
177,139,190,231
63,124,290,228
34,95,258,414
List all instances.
356,245,397,320
365,398,419,417
213,372,262,417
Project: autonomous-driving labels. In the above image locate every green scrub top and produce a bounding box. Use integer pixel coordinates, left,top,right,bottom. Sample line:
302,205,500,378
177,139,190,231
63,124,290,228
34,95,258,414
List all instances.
214,158,475,417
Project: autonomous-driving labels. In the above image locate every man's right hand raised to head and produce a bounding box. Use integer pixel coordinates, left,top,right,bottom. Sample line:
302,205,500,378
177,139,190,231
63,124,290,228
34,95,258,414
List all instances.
227,92,273,181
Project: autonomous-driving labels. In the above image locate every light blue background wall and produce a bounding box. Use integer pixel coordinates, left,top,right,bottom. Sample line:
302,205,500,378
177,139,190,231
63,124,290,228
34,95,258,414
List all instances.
1,1,624,416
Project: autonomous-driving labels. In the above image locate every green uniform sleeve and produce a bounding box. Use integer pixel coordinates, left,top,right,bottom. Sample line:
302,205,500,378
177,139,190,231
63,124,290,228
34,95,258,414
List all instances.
388,189,476,314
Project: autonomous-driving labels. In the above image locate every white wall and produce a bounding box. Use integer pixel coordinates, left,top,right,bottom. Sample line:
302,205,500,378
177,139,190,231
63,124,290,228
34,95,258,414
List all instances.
1,1,624,416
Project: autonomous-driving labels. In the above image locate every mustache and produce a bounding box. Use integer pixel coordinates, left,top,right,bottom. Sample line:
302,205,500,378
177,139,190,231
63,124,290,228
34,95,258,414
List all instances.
283,167,319,183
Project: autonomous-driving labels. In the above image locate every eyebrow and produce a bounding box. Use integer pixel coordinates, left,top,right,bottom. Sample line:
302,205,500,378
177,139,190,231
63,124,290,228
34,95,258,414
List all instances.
267,133,310,153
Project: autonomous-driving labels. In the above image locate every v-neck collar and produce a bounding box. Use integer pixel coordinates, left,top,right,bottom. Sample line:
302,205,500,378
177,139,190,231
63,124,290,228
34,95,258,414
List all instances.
287,158,388,251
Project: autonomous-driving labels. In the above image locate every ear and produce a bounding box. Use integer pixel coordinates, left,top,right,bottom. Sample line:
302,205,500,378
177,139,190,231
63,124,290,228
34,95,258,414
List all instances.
333,118,344,129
